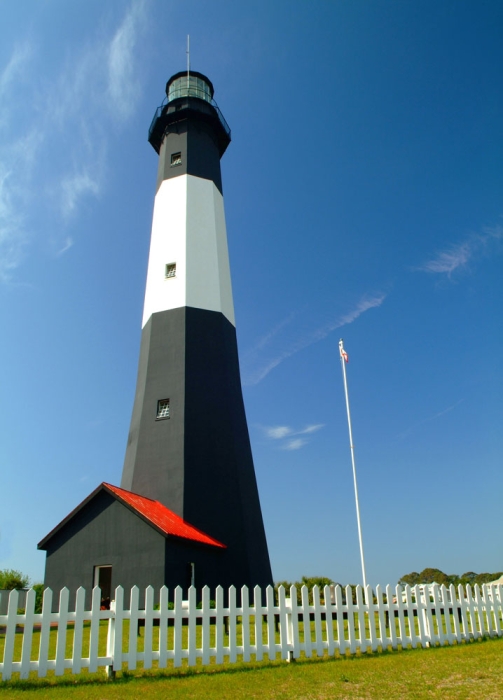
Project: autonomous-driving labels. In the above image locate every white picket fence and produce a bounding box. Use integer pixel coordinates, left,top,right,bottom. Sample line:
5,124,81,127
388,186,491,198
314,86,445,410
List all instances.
0,582,502,681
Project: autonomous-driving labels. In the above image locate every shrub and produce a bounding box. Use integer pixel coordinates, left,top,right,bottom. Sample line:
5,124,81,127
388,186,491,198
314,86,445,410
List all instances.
0,568,29,590
32,583,45,613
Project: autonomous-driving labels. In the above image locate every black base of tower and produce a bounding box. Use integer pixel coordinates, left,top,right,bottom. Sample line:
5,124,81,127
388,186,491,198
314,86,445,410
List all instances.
121,306,272,591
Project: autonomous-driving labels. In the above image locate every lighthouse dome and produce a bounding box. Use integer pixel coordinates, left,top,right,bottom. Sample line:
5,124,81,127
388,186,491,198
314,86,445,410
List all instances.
166,71,214,103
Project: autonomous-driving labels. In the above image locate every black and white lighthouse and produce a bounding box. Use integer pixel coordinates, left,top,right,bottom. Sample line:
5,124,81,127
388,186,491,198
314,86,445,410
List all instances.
121,70,272,588
39,70,272,604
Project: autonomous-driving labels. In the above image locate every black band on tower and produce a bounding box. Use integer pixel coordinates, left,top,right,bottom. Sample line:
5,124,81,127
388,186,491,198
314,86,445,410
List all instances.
156,120,223,194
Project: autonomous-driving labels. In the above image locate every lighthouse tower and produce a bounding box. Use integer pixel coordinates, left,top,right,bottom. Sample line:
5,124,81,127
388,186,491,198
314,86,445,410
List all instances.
120,70,272,590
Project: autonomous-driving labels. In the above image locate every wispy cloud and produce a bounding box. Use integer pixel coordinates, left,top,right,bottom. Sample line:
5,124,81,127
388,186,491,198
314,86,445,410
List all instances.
0,162,27,281
264,426,293,439
0,45,36,280
0,1,148,281
243,293,386,385
0,42,32,117
243,310,299,357
61,171,102,219
108,0,147,120
417,226,503,278
418,241,472,276
0,45,28,92
298,424,325,435
260,423,325,451
396,399,465,440
282,438,308,451
56,237,74,257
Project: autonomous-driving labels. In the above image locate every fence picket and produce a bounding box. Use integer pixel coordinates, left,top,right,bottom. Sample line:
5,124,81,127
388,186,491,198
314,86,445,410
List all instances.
466,585,478,638
312,586,324,657
37,587,53,677
488,584,502,636
365,584,378,651
215,586,224,664
346,585,357,654
253,585,263,661
441,584,455,644
417,584,433,647
333,583,346,656
496,585,503,633
228,586,237,663
70,587,85,674
265,585,276,660
483,584,497,637
198,586,209,665
354,585,367,653
386,586,395,649
375,585,387,650
143,586,154,669
241,585,251,662
289,585,300,659
481,585,492,637
394,586,406,647
277,586,289,660
18,588,35,679
449,584,462,642
55,588,69,675
158,586,169,668
323,585,335,656
300,585,312,657
474,585,486,637
433,584,445,646
173,586,183,667
127,586,139,670
458,584,470,639
404,586,418,648
112,586,124,672
1,590,19,680
187,586,197,666
421,590,430,647
88,586,101,673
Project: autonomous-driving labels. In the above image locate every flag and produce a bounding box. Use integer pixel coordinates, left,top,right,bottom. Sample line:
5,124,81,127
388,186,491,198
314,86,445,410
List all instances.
339,339,348,363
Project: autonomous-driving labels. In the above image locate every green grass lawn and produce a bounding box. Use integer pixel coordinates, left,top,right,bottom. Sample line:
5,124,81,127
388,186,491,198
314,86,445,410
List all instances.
0,637,502,699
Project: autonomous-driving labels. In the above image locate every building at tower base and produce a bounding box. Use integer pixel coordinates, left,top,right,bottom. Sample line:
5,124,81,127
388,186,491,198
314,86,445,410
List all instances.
38,483,226,609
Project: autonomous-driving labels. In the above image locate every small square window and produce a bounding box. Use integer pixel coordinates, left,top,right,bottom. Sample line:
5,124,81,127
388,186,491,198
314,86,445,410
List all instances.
171,152,182,166
157,399,170,420
165,263,176,278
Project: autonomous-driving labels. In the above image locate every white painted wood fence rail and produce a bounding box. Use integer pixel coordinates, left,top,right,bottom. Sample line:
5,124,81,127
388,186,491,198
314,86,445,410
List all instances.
0,583,502,681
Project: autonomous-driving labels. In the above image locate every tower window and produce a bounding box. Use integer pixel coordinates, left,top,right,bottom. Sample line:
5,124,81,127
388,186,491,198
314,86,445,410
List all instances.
171,152,182,166
165,263,176,278
156,399,170,420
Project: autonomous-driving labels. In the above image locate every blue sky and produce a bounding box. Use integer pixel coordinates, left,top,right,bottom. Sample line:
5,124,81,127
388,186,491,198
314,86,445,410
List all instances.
1,0,502,589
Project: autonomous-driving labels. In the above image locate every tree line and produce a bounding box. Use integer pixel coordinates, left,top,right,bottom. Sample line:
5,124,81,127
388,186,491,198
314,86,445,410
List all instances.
274,569,503,605
398,567,503,587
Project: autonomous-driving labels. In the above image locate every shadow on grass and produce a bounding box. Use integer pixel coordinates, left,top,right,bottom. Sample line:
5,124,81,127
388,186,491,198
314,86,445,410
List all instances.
0,635,495,692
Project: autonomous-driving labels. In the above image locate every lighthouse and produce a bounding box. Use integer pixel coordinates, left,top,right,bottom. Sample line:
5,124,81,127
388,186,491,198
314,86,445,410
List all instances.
39,70,272,604
121,69,272,589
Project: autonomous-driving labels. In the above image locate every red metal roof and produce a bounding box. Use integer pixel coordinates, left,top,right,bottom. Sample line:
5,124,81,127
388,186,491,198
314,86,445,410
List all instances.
103,483,226,548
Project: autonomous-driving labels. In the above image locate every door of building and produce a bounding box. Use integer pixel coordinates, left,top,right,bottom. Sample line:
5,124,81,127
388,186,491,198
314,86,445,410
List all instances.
93,565,112,607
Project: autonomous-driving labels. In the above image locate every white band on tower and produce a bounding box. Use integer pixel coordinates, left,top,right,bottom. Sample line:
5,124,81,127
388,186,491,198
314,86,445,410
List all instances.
142,174,235,328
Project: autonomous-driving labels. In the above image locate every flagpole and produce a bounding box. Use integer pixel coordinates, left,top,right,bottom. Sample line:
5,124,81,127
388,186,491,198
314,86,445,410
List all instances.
339,338,368,591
